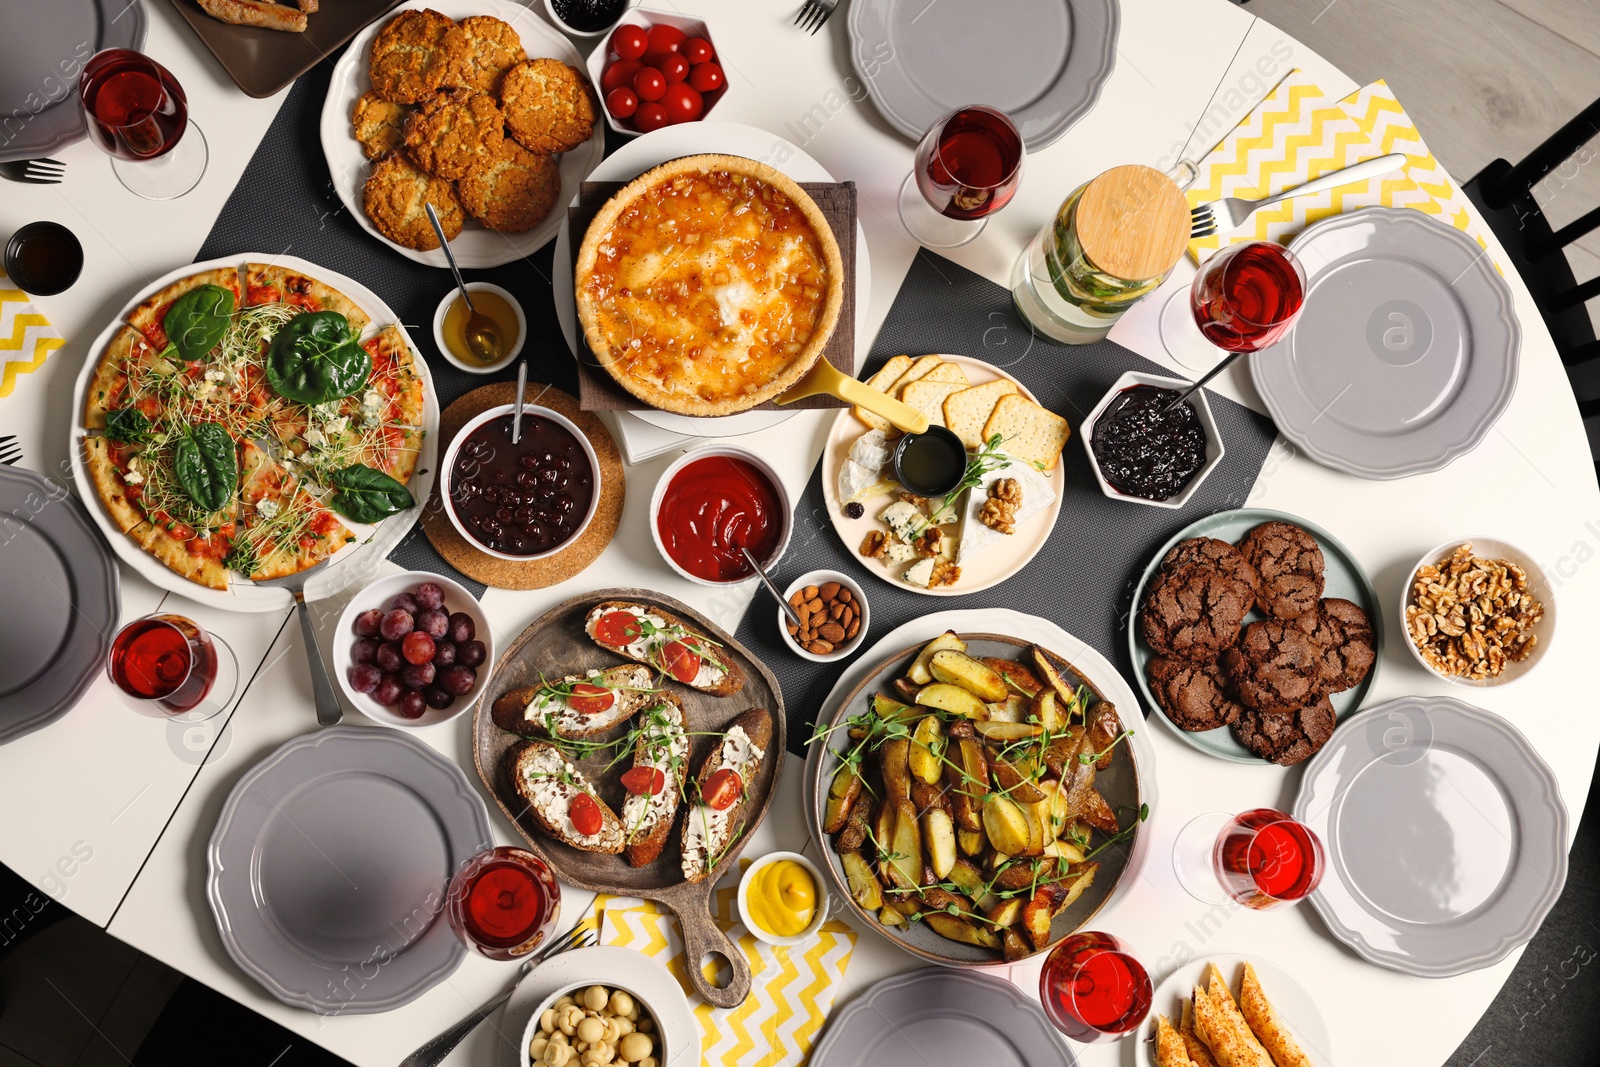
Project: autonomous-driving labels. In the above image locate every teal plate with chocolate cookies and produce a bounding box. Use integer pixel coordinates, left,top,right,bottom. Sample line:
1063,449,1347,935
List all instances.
1127,508,1382,765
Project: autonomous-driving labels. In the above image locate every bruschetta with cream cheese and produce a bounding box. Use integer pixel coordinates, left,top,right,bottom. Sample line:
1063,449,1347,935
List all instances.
507,741,625,855
681,707,771,883
492,665,658,740
619,697,690,867
584,601,744,696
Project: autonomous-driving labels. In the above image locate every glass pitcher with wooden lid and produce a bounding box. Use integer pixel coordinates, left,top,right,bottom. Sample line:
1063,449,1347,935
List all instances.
1011,164,1190,343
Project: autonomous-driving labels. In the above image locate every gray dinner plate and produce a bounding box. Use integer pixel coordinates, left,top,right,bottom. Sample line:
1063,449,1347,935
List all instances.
0,0,147,163
847,0,1119,151
1293,696,1567,978
207,727,492,1013
811,968,1074,1066
1126,507,1382,764
1251,207,1520,479
0,466,119,744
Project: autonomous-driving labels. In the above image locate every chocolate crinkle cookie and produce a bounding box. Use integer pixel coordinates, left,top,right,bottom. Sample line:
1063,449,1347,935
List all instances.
1148,656,1245,731
1140,562,1253,661
1231,697,1338,766
1237,521,1325,620
1294,597,1375,693
1160,536,1263,597
1220,617,1335,713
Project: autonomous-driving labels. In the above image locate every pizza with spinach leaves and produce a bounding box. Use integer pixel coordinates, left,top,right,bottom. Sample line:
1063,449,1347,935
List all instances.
82,263,426,590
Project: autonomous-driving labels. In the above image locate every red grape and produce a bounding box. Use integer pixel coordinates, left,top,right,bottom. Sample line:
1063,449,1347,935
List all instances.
416,609,449,638
424,687,454,710
658,53,689,84
610,23,648,61
440,666,477,696
634,102,668,133
396,691,427,719
402,661,436,689
375,642,404,673
432,641,457,668
683,37,714,65
380,609,414,642
373,675,403,707
402,632,435,665
353,608,384,637
388,592,420,614
415,582,445,610
457,640,487,668
352,638,379,665
348,664,381,693
606,87,638,120
633,67,666,102
660,82,703,124
689,62,724,94
447,613,475,643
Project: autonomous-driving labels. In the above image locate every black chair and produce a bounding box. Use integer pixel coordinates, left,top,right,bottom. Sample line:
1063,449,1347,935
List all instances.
1464,97,1600,481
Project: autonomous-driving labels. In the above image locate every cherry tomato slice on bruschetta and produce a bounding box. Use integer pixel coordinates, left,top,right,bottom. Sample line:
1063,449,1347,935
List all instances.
659,640,702,684
569,792,603,837
621,767,667,796
568,683,616,715
594,610,644,647
702,768,742,810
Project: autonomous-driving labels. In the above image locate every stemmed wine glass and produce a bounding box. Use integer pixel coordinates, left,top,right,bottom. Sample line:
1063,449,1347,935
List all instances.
1172,807,1326,909
107,613,237,722
78,49,208,201
1160,240,1307,375
897,105,1023,248
1038,931,1153,1043
446,846,561,960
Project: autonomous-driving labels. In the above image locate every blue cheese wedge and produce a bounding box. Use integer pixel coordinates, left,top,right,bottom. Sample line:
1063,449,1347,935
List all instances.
881,500,927,542
884,539,918,566
956,456,1056,563
902,557,937,588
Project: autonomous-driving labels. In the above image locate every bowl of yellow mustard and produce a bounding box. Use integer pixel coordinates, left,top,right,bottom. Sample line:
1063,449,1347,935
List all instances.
737,851,829,948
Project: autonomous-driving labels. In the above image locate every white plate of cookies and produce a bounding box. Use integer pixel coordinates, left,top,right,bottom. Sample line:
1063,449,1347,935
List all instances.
319,0,606,268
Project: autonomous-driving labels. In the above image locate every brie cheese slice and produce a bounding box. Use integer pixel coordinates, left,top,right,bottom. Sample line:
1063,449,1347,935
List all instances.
956,455,1056,563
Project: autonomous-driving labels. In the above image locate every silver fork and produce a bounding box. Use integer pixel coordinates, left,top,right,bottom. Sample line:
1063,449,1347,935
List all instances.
399,924,597,1067
794,0,837,34
253,558,343,726
1189,153,1406,238
0,158,65,185
0,436,21,466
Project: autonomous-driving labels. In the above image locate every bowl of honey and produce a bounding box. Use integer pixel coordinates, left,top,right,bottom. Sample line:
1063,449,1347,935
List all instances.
432,282,525,374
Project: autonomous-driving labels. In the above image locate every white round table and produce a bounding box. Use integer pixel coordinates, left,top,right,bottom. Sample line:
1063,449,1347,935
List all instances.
0,2,1594,1065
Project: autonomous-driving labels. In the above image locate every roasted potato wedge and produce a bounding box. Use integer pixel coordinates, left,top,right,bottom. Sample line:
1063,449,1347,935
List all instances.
957,827,984,856
982,794,1033,856
883,800,923,890
929,650,1009,702
920,887,967,913
908,631,967,685
874,797,896,860
1057,862,1099,913
985,695,1030,723
1035,779,1070,839
1080,787,1121,834
878,905,904,927
981,656,1044,699
974,720,1043,742
835,803,870,854
993,855,1057,890
1087,701,1123,769
1042,836,1088,863
1031,647,1078,711
1019,794,1046,855
949,738,988,831
990,754,1046,804
909,778,947,815
984,897,1023,930
880,737,912,804
915,682,988,720
909,715,946,785
1031,688,1066,733
872,692,921,726
841,851,883,911
923,806,958,879
1021,887,1057,951
890,677,921,704
945,858,996,912
822,767,863,834
924,912,1000,949
1001,927,1032,962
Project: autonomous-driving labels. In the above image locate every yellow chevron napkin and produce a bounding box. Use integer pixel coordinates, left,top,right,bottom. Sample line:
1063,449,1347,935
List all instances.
590,862,856,1067
0,270,64,399
1186,71,1487,261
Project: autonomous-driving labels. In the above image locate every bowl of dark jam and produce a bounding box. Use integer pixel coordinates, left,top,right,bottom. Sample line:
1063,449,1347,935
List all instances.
1084,372,1223,509
442,404,600,561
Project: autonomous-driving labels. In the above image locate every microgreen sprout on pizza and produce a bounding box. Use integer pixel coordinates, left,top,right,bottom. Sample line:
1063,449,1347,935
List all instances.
82,263,426,590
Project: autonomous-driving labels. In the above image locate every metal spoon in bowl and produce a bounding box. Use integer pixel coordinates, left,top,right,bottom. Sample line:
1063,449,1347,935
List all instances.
424,203,503,365
742,547,803,628
512,360,528,445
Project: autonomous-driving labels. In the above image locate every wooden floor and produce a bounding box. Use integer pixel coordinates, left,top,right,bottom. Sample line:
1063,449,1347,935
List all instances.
1249,0,1600,330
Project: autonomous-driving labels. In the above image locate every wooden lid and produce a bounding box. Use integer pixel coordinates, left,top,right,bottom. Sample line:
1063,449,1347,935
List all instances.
1075,165,1191,281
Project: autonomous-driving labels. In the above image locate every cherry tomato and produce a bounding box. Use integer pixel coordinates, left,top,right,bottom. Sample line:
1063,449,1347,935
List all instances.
660,639,702,683
656,53,690,84
569,792,603,837
601,59,643,95
643,24,687,63
621,767,667,796
688,62,724,94
633,102,669,133
632,67,667,102
659,83,703,125
702,768,743,811
683,37,714,65
605,87,639,119
593,610,643,647
568,682,616,715
610,23,648,61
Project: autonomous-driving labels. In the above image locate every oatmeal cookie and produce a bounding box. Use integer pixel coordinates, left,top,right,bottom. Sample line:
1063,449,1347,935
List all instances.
351,92,411,159
362,151,463,251
1221,617,1334,713
1140,562,1252,661
403,88,505,180
445,15,526,94
1231,697,1337,766
1147,656,1244,732
369,8,462,104
1237,521,1325,619
501,58,597,154
456,139,560,233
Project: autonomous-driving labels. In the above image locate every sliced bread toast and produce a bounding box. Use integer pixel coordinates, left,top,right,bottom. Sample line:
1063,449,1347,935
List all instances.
584,601,744,696
507,741,626,855
621,696,690,867
681,707,772,883
491,664,657,740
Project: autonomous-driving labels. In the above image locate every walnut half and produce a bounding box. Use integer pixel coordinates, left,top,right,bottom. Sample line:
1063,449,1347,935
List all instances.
913,527,943,558
930,561,961,587
859,530,889,559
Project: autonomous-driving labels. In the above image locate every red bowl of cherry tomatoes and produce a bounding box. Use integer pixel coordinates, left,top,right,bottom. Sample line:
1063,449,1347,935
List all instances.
584,9,727,136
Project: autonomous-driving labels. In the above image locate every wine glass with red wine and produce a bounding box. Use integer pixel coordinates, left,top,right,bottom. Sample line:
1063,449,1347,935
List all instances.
1172,807,1326,909
446,846,562,960
78,49,208,201
1039,931,1153,1043
897,105,1023,248
107,613,237,722
1159,240,1306,371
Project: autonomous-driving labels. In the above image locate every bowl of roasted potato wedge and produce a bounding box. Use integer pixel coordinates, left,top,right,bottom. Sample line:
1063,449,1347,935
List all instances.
808,631,1147,965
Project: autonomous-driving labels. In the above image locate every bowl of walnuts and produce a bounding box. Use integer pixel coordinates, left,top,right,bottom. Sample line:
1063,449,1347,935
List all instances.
1401,537,1555,688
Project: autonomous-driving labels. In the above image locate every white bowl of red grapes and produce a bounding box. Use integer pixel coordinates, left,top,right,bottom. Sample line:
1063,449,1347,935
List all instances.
333,571,495,729
586,10,727,136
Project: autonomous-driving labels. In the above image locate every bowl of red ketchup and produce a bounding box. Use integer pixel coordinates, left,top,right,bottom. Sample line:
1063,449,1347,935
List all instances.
650,446,791,586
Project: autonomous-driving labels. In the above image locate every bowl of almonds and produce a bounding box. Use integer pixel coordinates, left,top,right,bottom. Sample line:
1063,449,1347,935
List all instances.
1401,538,1555,687
780,570,869,662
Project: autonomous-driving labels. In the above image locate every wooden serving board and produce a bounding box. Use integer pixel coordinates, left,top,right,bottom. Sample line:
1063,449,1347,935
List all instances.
472,588,786,1008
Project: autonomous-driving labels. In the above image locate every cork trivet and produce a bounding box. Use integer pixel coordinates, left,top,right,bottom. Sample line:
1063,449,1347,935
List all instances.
421,382,624,590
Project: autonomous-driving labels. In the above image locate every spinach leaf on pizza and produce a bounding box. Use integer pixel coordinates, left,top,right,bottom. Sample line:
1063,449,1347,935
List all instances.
266,311,371,404
161,284,235,362
172,422,238,513
103,408,154,444
328,463,415,524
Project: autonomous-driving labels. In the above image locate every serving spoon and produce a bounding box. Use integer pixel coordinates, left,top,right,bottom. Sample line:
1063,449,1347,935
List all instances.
425,202,503,365
743,547,803,628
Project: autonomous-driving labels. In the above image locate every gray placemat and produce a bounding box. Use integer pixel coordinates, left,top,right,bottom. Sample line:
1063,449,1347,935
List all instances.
733,249,1279,756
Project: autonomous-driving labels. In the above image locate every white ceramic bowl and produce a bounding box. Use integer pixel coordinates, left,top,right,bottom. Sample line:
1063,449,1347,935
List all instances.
431,282,526,375
736,850,831,948
778,569,869,663
648,445,792,587
1400,536,1555,688
584,8,728,138
332,571,495,730
1080,370,1225,509
521,977,668,1067
441,403,603,563
544,0,636,38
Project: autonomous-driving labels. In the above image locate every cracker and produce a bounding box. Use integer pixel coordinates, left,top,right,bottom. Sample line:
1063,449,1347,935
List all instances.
943,379,1018,449
901,378,970,427
885,354,946,396
981,393,1069,469
854,355,913,431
